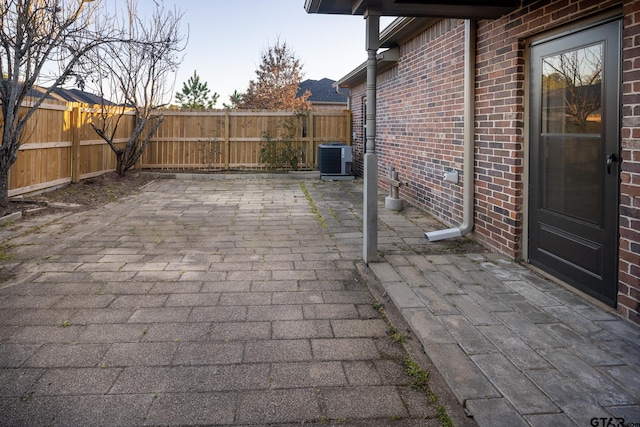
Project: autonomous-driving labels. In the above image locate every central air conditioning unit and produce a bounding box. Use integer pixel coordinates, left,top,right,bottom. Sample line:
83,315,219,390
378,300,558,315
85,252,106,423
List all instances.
317,143,354,181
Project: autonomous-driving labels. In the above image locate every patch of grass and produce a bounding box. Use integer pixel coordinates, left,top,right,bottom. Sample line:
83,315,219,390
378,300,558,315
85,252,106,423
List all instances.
20,392,34,402
375,298,454,427
0,244,13,261
299,183,326,229
60,320,71,328
387,325,407,343
435,404,454,427
376,303,408,342
328,206,338,221
373,302,389,322
405,355,429,390
404,355,454,427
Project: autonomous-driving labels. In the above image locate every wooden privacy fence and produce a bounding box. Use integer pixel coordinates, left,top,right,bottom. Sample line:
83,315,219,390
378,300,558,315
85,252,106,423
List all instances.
6,103,351,197
142,109,351,170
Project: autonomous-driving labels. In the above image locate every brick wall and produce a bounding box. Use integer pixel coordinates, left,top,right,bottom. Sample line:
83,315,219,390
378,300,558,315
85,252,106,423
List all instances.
621,0,640,323
348,0,640,324
351,19,468,227
351,94,366,174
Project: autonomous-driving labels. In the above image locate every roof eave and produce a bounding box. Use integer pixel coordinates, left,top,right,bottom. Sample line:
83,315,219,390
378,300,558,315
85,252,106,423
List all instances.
335,16,436,88
304,0,519,19
335,48,400,88
379,16,438,47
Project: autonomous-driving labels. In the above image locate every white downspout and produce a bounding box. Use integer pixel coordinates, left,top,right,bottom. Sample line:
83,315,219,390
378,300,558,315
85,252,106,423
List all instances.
425,19,475,242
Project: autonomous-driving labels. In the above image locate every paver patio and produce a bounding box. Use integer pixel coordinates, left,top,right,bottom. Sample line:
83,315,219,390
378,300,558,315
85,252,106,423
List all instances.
1,175,639,426
0,177,470,426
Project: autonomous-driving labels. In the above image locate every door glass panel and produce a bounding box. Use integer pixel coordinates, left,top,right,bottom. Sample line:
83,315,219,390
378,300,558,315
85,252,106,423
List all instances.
540,135,601,224
539,43,604,225
542,44,603,134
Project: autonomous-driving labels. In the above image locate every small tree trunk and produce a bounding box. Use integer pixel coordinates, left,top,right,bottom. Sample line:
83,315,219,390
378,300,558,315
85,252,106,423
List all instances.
0,166,10,207
115,151,127,176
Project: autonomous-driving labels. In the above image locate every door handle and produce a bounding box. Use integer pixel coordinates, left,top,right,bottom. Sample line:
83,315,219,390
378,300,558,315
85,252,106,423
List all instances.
606,153,618,174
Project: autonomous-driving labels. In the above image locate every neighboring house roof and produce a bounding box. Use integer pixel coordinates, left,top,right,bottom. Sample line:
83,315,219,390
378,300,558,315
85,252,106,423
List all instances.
297,78,349,105
0,82,114,106
49,87,112,105
0,81,61,102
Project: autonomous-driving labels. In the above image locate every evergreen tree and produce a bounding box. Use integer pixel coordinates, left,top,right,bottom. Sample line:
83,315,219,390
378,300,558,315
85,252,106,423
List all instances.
223,90,243,109
175,71,219,109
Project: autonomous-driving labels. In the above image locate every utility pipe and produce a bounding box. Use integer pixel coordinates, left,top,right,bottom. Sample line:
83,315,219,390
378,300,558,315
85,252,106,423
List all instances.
425,19,476,242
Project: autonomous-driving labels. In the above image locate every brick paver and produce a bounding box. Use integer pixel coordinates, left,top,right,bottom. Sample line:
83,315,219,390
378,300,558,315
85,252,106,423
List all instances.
3,175,639,426
0,177,470,426
304,180,640,426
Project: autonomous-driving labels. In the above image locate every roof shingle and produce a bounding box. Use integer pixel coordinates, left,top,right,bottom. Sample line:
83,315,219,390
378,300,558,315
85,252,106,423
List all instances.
297,78,348,104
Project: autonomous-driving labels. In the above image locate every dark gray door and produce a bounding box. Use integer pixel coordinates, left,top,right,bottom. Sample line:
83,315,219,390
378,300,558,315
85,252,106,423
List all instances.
529,20,621,306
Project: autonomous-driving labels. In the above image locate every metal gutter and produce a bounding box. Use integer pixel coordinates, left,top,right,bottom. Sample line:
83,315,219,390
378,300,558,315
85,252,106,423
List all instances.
425,19,476,241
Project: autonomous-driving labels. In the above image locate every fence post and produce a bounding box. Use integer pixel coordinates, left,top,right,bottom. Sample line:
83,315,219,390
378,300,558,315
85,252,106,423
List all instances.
345,110,352,146
225,110,230,169
308,111,315,167
70,104,81,183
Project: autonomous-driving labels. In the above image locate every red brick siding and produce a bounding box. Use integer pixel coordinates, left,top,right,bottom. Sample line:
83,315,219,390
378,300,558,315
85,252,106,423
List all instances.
474,20,526,256
351,95,366,174
351,19,468,226
474,0,621,256
348,0,640,324
621,0,640,323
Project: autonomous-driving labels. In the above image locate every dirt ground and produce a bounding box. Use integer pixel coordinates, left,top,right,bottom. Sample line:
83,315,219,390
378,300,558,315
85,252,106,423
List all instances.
1,172,156,220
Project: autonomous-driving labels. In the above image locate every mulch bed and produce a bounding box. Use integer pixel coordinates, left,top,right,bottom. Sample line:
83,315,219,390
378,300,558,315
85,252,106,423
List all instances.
1,172,156,219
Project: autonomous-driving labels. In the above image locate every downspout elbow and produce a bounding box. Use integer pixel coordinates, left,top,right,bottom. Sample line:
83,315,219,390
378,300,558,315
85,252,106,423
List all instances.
335,85,350,110
425,227,463,241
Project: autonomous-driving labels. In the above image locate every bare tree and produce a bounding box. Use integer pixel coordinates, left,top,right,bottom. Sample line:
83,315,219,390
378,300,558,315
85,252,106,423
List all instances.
86,0,185,176
0,0,113,206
